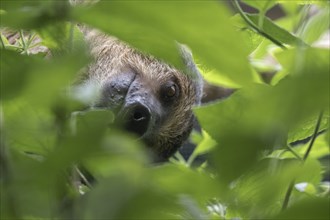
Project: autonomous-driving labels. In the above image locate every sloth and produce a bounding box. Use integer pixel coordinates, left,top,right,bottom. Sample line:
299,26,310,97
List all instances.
69,0,234,163
2,1,233,163
75,28,204,162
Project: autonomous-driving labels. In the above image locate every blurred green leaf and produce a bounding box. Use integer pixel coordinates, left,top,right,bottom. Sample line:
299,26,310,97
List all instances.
0,1,71,29
150,164,220,203
188,130,217,165
231,158,322,218
273,47,329,84
195,49,329,182
242,0,277,13
1,149,66,219
230,14,264,53
37,22,86,53
280,2,300,16
1,0,48,11
82,132,149,179
247,14,308,46
44,109,115,170
72,109,114,133
296,158,323,185
0,32,10,48
3,99,56,155
72,0,253,86
0,50,39,100
1,44,89,106
275,198,330,219
300,8,330,44
178,194,208,220
1,1,329,219
78,173,180,220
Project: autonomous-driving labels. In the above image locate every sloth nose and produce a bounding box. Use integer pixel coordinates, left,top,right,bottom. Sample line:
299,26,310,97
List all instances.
123,103,151,136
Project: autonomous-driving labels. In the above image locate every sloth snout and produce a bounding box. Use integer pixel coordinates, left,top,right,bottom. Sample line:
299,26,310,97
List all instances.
123,103,151,137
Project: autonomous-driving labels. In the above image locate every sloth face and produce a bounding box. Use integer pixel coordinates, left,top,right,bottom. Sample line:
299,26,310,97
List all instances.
79,32,203,161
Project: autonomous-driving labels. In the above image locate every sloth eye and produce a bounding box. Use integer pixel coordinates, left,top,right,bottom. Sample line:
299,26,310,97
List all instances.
166,85,176,97
161,82,179,102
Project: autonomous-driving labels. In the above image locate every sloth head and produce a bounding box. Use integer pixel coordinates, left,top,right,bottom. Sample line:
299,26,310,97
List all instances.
76,30,203,162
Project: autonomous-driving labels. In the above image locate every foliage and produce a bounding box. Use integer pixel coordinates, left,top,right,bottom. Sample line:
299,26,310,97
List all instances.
1,0,329,219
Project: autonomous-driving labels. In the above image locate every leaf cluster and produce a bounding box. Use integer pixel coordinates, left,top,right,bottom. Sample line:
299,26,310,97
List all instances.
1,0,329,219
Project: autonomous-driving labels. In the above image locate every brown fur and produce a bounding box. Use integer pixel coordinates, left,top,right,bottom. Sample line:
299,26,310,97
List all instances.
78,28,201,161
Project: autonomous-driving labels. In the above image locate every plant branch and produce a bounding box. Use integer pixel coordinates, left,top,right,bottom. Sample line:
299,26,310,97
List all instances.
281,111,324,210
285,145,303,161
302,111,324,161
233,0,286,49
282,180,295,211
0,34,5,49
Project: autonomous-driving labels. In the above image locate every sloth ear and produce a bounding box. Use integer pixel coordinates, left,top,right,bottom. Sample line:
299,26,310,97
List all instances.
177,43,204,105
201,81,236,104
178,44,236,105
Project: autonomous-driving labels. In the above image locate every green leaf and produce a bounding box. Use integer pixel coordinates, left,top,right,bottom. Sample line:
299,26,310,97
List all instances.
0,50,38,100
195,47,329,182
1,149,66,219
242,0,277,13
230,14,264,53
291,133,329,160
191,130,217,158
0,33,10,48
0,1,71,29
72,0,253,86
1,44,89,106
78,174,180,220
288,112,329,143
150,164,220,202
3,99,56,155
81,132,149,179
37,22,86,53
187,130,217,166
300,8,330,44
273,47,329,84
72,109,115,133
275,198,330,219
230,158,322,218
247,14,307,46
0,0,47,12
280,2,300,16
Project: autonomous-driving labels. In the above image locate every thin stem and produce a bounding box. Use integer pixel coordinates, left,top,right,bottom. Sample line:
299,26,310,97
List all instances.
258,10,266,30
25,33,37,49
233,0,286,49
0,34,5,49
74,166,92,188
302,111,324,161
285,145,303,161
281,111,324,210
19,30,28,54
2,44,23,50
282,180,295,210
